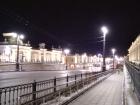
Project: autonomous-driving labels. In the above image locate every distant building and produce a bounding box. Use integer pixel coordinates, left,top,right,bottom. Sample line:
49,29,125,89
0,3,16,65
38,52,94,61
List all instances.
0,33,63,64
128,35,140,63
0,33,105,70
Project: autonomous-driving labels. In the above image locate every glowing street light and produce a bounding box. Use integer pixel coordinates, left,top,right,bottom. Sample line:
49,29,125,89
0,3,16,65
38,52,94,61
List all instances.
64,49,70,55
111,48,116,70
19,34,24,39
101,26,108,71
112,48,116,55
64,49,70,70
101,26,108,36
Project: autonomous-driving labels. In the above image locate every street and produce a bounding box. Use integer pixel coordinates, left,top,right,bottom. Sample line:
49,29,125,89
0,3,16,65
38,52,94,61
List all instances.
0,69,99,88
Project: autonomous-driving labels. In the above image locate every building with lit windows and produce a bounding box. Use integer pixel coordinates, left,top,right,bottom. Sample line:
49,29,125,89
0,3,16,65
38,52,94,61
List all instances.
64,53,99,69
0,33,106,71
0,33,64,64
128,35,140,63
0,41,32,63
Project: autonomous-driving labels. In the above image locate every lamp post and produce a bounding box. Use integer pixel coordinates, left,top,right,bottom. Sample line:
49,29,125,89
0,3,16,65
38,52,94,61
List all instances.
101,26,108,71
64,49,70,70
13,33,24,71
112,48,116,70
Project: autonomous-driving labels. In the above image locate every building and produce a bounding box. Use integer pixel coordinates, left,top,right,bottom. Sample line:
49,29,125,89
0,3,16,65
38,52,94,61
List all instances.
0,33,106,70
0,33,64,64
128,35,140,64
65,53,100,69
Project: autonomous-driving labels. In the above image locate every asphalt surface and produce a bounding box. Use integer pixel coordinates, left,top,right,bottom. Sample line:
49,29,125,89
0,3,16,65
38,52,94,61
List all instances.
0,68,101,88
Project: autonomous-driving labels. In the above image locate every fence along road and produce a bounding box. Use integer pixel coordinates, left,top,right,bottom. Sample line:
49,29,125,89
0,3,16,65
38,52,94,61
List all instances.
0,70,112,105
125,61,140,101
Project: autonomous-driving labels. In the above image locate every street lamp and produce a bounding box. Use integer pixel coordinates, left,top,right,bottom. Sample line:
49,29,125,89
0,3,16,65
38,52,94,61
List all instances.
101,26,108,71
64,49,70,70
13,33,24,71
111,48,116,70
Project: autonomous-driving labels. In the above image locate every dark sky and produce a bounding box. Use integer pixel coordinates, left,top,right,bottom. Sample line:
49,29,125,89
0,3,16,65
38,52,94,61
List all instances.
0,0,139,56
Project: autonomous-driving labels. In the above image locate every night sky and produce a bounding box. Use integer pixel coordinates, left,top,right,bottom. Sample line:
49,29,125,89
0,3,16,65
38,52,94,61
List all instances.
0,0,140,56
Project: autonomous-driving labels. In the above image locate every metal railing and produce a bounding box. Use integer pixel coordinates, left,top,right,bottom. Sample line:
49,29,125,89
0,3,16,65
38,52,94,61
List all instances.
0,71,112,105
125,61,140,101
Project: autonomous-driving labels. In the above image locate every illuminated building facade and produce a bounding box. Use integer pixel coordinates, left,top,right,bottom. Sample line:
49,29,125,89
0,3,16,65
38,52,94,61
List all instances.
128,35,140,63
0,43,32,63
64,54,98,69
0,33,104,69
0,33,63,64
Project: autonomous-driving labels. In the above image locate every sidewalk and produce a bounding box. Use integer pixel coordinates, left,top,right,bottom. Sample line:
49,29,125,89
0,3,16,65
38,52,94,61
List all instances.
67,72,124,105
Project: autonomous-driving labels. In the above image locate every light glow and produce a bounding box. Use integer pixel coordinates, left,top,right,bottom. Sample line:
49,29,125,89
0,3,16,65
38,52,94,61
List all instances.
12,33,17,38
101,26,108,35
64,49,70,55
19,34,24,39
112,48,116,55
11,33,24,40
